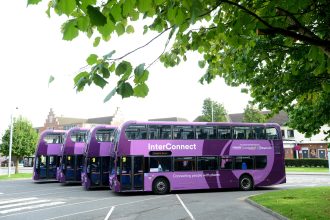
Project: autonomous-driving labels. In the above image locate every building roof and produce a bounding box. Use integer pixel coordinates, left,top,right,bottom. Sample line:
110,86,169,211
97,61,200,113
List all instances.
86,116,114,124
57,117,87,125
148,117,189,122
228,110,289,126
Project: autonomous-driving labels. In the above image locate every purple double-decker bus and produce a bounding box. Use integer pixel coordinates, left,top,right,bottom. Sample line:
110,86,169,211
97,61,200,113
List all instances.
109,121,286,194
33,130,66,181
81,125,116,190
57,127,88,183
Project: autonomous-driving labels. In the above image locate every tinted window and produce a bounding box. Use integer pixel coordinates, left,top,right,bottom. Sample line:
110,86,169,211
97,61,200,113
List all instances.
148,125,172,140
252,126,265,139
70,131,87,143
44,133,65,144
197,156,218,171
149,157,172,172
233,126,252,139
125,125,147,140
173,126,195,139
174,157,195,171
220,157,233,169
234,156,254,170
218,127,231,139
196,126,217,139
255,156,267,169
96,129,115,142
266,127,279,140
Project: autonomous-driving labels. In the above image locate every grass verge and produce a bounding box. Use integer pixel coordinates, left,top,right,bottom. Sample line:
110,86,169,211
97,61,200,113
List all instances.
250,186,330,220
0,173,32,180
286,167,329,172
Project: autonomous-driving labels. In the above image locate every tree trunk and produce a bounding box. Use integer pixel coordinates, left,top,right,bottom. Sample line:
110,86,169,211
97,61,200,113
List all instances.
15,159,19,174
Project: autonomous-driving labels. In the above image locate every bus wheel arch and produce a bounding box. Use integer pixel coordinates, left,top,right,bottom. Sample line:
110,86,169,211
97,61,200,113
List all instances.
152,177,170,195
239,174,254,191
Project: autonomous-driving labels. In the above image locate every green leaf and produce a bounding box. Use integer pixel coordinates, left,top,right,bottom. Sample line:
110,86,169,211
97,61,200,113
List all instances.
97,19,115,41
48,75,55,87
27,0,42,5
110,4,123,22
57,0,76,16
104,88,117,102
93,74,108,88
77,16,89,32
198,60,206,68
61,20,79,41
115,23,126,36
126,25,135,34
86,54,98,65
100,65,110,78
137,0,152,13
116,61,132,76
134,83,149,97
74,71,89,85
87,5,107,26
117,82,134,98
93,37,101,47
103,50,116,60
134,65,149,83
123,0,136,16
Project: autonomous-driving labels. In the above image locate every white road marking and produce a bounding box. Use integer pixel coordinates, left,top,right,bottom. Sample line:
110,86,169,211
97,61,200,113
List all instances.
104,206,115,220
0,201,66,214
0,197,38,206
44,195,172,220
0,200,49,209
176,194,195,220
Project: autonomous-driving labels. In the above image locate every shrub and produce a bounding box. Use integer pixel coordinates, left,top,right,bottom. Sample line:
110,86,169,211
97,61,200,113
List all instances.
285,159,329,168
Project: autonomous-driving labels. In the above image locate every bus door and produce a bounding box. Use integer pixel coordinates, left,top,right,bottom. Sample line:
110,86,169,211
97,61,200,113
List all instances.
47,156,57,179
65,156,75,181
120,156,144,191
76,155,84,181
90,157,101,186
101,157,110,186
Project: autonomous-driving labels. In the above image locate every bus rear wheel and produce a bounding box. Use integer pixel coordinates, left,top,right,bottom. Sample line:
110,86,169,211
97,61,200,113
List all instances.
239,175,253,191
152,178,169,195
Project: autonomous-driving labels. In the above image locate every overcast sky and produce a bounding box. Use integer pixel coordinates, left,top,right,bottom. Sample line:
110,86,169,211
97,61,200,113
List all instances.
0,0,251,136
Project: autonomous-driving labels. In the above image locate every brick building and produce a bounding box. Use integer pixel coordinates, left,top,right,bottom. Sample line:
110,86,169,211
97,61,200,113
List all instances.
36,108,124,134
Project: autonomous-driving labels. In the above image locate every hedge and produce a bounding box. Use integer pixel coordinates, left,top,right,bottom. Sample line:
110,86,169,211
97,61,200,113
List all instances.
285,159,329,168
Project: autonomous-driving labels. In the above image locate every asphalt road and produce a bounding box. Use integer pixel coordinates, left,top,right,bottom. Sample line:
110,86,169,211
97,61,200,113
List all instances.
0,174,329,220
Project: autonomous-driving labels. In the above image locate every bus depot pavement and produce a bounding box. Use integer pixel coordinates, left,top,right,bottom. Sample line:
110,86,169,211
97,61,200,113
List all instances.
0,173,329,220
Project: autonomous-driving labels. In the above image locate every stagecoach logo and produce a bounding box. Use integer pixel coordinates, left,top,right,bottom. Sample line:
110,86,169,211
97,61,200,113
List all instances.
148,143,197,151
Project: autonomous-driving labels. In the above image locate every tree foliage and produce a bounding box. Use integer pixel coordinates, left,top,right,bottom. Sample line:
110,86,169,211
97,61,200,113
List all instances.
243,104,266,123
0,117,38,173
195,98,228,122
28,0,330,137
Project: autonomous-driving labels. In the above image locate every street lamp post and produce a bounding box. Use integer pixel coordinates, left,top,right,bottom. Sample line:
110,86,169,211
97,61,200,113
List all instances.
8,107,18,177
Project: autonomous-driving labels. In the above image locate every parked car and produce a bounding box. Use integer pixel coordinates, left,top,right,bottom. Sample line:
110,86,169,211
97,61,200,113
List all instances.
1,159,14,167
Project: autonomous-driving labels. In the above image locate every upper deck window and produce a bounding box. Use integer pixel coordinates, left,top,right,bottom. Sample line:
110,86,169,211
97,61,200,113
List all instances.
96,129,115,142
173,125,195,139
70,131,87,143
44,133,65,144
266,127,280,140
125,125,147,140
196,126,217,139
232,126,252,139
148,125,172,140
252,126,265,139
217,127,231,139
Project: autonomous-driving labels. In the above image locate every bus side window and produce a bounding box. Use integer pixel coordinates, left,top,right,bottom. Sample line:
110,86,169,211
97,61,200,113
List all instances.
220,157,233,169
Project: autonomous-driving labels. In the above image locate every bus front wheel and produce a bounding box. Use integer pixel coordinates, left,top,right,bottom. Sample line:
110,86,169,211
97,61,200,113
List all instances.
152,177,169,195
239,175,254,191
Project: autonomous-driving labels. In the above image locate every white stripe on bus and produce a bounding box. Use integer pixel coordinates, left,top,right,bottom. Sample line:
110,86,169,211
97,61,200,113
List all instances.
0,201,66,214
0,200,50,209
0,197,38,206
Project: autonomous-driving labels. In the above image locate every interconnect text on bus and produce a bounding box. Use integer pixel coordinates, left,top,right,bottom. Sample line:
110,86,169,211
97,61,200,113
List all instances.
147,143,197,151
